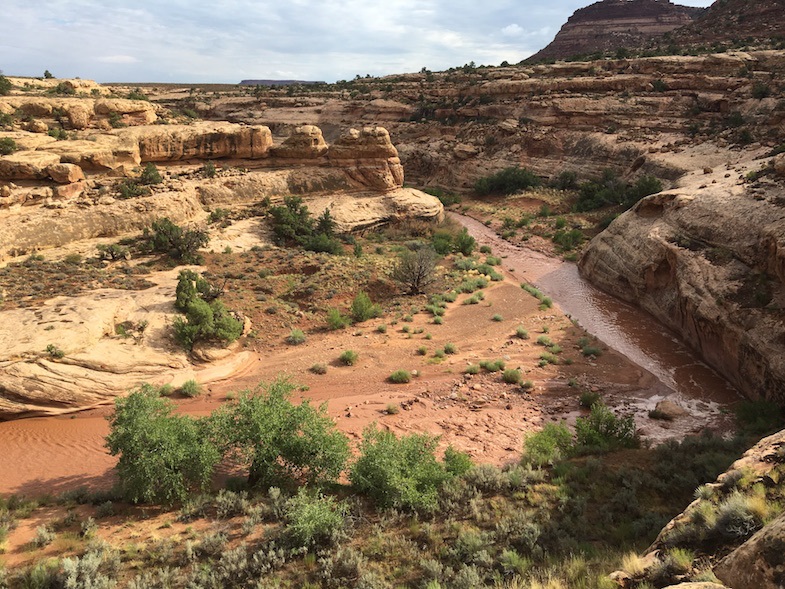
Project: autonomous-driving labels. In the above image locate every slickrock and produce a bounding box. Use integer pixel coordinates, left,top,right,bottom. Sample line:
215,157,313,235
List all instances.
270,124,328,158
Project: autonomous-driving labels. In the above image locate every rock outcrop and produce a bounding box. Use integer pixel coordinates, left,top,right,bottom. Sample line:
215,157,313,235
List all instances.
714,512,785,589
528,0,704,63
673,0,785,46
580,171,785,402
0,96,159,130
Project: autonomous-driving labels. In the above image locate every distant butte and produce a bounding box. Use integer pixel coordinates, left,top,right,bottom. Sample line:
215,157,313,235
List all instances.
239,79,325,86
527,0,705,63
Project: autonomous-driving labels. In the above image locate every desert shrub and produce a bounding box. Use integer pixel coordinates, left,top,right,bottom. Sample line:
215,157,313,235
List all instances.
444,446,473,476
464,364,481,375
105,386,220,504
339,350,358,366
711,491,769,540
202,161,217,178
310,363,327,375
46,343,65,359
522,423,573,466
351,291,382,323
575,170,663,212
0,137,18,155
326,308,350,330
173,297,243,351
474,167,541,195
423,186,461,206
735,399,784,435
143,217,209,263
454,228,476,256
33,525,55,547
0,75,12,96
269,196,342,254
209,377,350,487
553,229,584,251
479,359,505,372
286,329,306,345
96,243,130,261
116,179,150,199
443,342,457,354
752,81,771,99
502,369,522,384
285,488,347,547
574,404,638,454
178,379,202,398
350,425,449,513
515,326,529,339
579,390,601,408
492,314,504,322
392,246,439,294
551,170,578,190
139,162,162,185
389,370,412,384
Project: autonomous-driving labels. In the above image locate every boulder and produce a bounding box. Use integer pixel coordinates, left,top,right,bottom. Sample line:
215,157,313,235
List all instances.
774,153,785,178
270,125,328,158
328,127,399,159
0,151,61,180
714,511,785,589
64,103,92,130
46,163,85,184
653,399,689,419
23,120,49,134
122,123,272,162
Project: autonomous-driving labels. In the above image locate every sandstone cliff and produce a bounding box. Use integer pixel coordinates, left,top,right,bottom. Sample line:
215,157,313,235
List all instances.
673,0,785,46
580,163,785,402
527,0,705,63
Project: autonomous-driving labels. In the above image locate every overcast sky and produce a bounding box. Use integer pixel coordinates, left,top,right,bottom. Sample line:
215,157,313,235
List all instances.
2,0,715,84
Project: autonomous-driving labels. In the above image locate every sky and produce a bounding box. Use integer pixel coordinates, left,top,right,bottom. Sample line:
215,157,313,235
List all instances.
1,0,715,84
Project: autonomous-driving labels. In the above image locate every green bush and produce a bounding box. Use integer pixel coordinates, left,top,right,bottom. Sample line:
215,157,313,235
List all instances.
326,308,350,330
351,291,382,323
143,217,209,263
180,379,203,397
285,488,347,546
574,404,638,454
515,326,529,339
0,75,13,96
474,167,541,196
173,297,243,351
0,137,18,155
339,350,358,366
735,399,784,435
444,446,473,476
502,369,522,384
575,171,663,212
522,423,573,466
350,425,449,513
209,377,350,487
106,386,220,504
443,342,457,354
479,359,505,372
286,329,306,345
389,369,412,384
139,162,162,185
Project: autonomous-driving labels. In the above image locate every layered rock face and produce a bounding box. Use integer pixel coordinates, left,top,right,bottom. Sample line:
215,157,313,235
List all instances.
580,174,785,402
528,0,704,62
674,0,785,46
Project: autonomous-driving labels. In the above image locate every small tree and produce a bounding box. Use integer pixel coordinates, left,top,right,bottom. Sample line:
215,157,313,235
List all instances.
0,75,12,96
143,217,209,263
105,385,220,504
350,425,449,513
392,246,438,295
209,377,350,487
43,70,54,79
350,291,381,323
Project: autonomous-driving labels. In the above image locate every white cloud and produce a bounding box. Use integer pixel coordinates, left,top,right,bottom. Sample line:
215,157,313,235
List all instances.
97,55,138,64
501,24,524,37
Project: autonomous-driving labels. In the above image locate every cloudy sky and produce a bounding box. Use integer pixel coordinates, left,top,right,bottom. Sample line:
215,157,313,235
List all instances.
2,0,714,84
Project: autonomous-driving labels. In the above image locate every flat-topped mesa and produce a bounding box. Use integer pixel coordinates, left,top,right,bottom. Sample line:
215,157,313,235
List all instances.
528,0,704,63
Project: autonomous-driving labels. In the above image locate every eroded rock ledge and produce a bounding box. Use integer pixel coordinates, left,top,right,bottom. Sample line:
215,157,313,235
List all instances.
580,165,785,402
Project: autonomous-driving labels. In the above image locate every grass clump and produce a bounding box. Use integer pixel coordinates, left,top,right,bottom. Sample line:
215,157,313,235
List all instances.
479,359,505,372
389,370,412,384
309,363,327,375
326,308,350,330
502,369,522,384
464,364,481,375
491,314,503,322
339,350,359,366
443,342,457,354
180,379,202,398
286,328,306,345
515,326,530,339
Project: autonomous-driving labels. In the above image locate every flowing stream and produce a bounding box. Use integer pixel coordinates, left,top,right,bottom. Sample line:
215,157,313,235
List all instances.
452,213,741,404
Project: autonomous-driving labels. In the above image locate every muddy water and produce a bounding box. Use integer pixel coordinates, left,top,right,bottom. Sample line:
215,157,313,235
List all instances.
453,213,741,404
